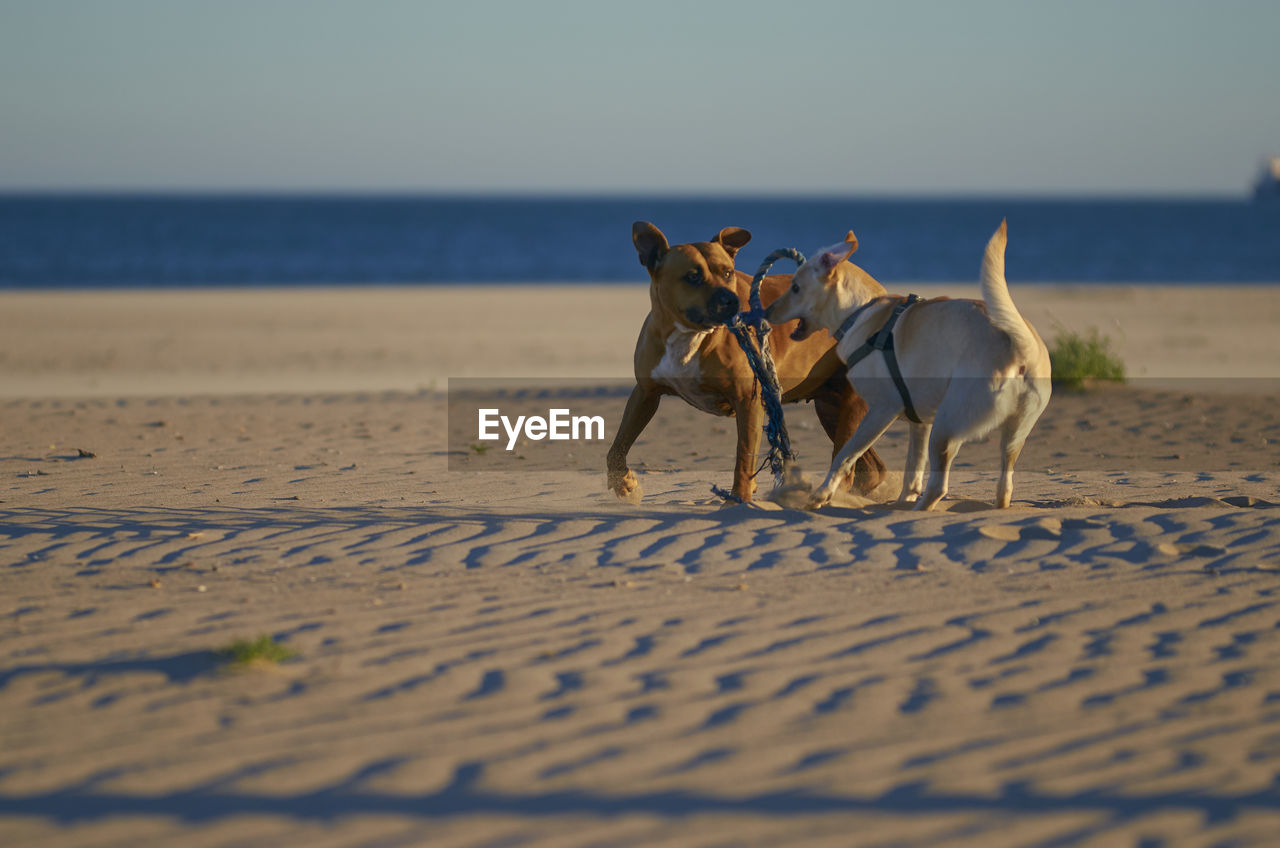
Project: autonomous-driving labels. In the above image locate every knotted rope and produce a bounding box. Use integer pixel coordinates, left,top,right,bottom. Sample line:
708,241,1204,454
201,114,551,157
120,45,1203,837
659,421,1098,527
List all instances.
711,247,806,503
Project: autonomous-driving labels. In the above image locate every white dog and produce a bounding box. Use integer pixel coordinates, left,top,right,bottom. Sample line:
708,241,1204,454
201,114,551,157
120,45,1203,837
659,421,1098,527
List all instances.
767,220,1051,510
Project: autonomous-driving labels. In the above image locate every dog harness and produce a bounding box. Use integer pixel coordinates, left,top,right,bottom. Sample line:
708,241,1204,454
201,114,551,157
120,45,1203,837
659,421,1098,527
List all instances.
832,293,924,424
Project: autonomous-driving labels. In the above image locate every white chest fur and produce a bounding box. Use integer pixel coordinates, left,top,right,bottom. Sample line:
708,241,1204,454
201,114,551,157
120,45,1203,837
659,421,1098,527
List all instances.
651,327,724,414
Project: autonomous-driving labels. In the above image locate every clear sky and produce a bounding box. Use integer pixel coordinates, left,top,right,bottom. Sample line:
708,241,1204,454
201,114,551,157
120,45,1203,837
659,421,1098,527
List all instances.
1,0,1277,195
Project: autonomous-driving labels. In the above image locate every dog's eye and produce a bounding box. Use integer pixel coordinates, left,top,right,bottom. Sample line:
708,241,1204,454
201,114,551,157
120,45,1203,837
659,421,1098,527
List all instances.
723,270,733,281
791,283,800,294
684,270,702,285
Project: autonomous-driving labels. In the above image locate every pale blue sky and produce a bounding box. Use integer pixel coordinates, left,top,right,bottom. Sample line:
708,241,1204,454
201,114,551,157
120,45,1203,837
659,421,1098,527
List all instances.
1,0,1277,194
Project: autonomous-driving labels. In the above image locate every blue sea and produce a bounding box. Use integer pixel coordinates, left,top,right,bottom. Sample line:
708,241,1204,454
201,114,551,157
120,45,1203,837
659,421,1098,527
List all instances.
0,195,1277,287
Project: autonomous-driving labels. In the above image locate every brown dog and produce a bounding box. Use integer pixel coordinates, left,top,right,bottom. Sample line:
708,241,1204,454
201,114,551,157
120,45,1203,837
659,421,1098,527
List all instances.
607,222,888,502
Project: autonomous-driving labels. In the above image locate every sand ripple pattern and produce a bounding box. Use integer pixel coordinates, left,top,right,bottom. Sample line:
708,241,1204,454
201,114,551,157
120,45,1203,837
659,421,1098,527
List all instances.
2,497,1280,846
2,391,1279,845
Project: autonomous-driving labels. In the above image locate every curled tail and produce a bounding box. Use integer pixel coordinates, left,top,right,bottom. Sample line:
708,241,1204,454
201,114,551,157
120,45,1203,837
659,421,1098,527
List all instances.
980,219,1039,362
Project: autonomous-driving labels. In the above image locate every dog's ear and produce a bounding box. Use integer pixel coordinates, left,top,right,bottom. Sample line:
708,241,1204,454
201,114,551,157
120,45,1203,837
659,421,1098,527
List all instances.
711,226,752,258
817,232,859,278
633,221,670,272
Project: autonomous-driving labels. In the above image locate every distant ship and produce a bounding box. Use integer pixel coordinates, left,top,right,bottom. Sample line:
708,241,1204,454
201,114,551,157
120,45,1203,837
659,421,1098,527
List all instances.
1254,156,1280,201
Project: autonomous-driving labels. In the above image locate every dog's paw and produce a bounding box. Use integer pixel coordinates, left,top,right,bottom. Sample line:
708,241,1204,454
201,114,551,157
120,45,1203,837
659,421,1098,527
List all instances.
609,469,643,504
851,462,888,495
912,496,940,512
804,490,833,511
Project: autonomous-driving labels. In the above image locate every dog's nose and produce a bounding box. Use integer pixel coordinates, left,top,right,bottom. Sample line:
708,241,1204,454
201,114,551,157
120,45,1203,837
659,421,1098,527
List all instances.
708,287,740,323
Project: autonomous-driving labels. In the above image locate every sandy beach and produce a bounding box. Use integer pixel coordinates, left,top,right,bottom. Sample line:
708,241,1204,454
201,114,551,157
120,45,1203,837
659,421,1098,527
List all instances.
2,283,1279,846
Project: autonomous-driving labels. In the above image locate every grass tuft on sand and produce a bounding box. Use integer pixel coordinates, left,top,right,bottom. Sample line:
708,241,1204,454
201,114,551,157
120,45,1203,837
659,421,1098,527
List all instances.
1050,328,1126,390
217,634,298,667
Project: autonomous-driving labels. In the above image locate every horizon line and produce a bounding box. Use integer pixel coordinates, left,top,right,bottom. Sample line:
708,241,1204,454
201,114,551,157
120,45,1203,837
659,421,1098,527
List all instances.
0,187,1255,202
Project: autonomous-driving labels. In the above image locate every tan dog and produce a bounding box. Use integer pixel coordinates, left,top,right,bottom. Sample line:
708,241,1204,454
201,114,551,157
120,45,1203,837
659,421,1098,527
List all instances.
607,222,888,502
766,220,1051,510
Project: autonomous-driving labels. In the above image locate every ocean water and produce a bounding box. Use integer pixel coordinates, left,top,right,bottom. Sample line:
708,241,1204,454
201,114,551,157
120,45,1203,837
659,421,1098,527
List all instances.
0,195,1277,288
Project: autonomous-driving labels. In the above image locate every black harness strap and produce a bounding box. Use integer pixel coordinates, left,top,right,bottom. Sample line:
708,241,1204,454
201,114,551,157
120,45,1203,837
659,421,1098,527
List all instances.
833,294,924,424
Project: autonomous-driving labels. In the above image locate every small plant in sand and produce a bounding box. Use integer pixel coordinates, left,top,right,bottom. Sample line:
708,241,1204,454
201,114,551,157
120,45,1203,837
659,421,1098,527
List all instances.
217,634,297,667
1049,328,1125,390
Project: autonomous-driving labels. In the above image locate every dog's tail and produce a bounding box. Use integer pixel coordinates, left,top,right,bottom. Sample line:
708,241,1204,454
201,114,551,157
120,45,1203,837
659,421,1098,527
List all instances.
979,219,1039,363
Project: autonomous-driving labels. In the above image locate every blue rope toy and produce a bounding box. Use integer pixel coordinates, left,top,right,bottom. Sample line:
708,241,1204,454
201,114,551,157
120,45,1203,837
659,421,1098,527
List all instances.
711,247,806,503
